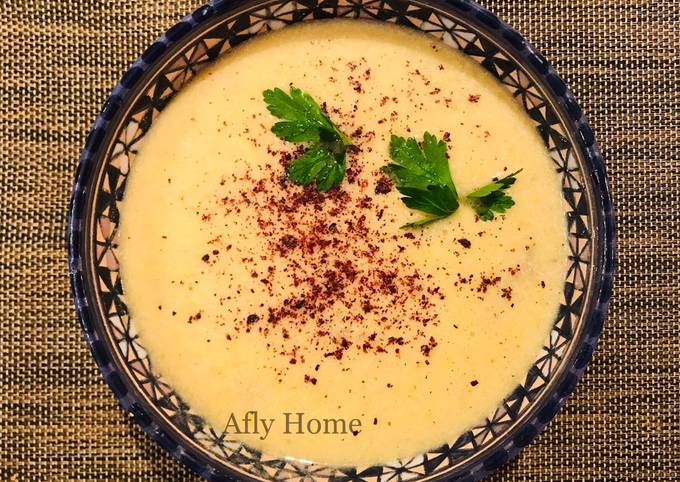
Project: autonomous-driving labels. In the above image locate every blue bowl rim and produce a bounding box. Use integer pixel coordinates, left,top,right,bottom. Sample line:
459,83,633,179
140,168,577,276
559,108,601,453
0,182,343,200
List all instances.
67,0,616,480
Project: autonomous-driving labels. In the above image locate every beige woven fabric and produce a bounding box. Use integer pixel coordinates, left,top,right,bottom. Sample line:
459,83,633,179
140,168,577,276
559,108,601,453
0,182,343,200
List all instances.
1,1,678,480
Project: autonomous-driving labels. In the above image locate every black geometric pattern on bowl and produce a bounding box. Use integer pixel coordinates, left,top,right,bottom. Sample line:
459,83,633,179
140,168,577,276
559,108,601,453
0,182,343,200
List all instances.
67,0,615,481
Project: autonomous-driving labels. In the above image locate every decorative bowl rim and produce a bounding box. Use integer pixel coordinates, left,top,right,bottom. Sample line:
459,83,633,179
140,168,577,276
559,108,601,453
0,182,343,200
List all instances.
67,0,615,481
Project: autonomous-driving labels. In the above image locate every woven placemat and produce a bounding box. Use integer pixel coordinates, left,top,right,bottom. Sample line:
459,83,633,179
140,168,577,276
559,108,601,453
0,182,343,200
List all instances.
1,1,678,480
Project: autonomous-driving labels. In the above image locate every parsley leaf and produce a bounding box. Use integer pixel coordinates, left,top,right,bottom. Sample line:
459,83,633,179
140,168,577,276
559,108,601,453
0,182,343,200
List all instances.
287,145,346,192
466,169,522,221
382,132,459,228
263,86,350,191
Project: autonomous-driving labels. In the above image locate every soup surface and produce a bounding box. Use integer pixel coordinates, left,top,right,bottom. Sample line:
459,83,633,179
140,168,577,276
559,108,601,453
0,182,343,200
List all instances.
118,20,567,466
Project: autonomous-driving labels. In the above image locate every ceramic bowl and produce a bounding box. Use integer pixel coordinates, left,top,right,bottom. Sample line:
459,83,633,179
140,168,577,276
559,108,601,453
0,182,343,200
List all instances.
67,0,615,480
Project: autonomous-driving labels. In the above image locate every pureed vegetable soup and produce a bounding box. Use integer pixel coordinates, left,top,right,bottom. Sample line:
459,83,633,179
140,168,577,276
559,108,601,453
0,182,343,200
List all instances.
118,19,568,466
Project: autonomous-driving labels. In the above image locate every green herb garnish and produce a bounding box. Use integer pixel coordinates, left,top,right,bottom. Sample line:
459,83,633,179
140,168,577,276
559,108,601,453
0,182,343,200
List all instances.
381,132,459,228
466,169,522,221
263,85,350,191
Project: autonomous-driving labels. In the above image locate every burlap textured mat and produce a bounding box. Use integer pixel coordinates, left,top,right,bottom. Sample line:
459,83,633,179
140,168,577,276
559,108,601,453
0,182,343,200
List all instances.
1,1,678,480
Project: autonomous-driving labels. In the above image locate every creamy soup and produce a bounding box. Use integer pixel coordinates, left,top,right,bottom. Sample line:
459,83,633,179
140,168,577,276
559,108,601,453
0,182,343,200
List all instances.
118,20,567,466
